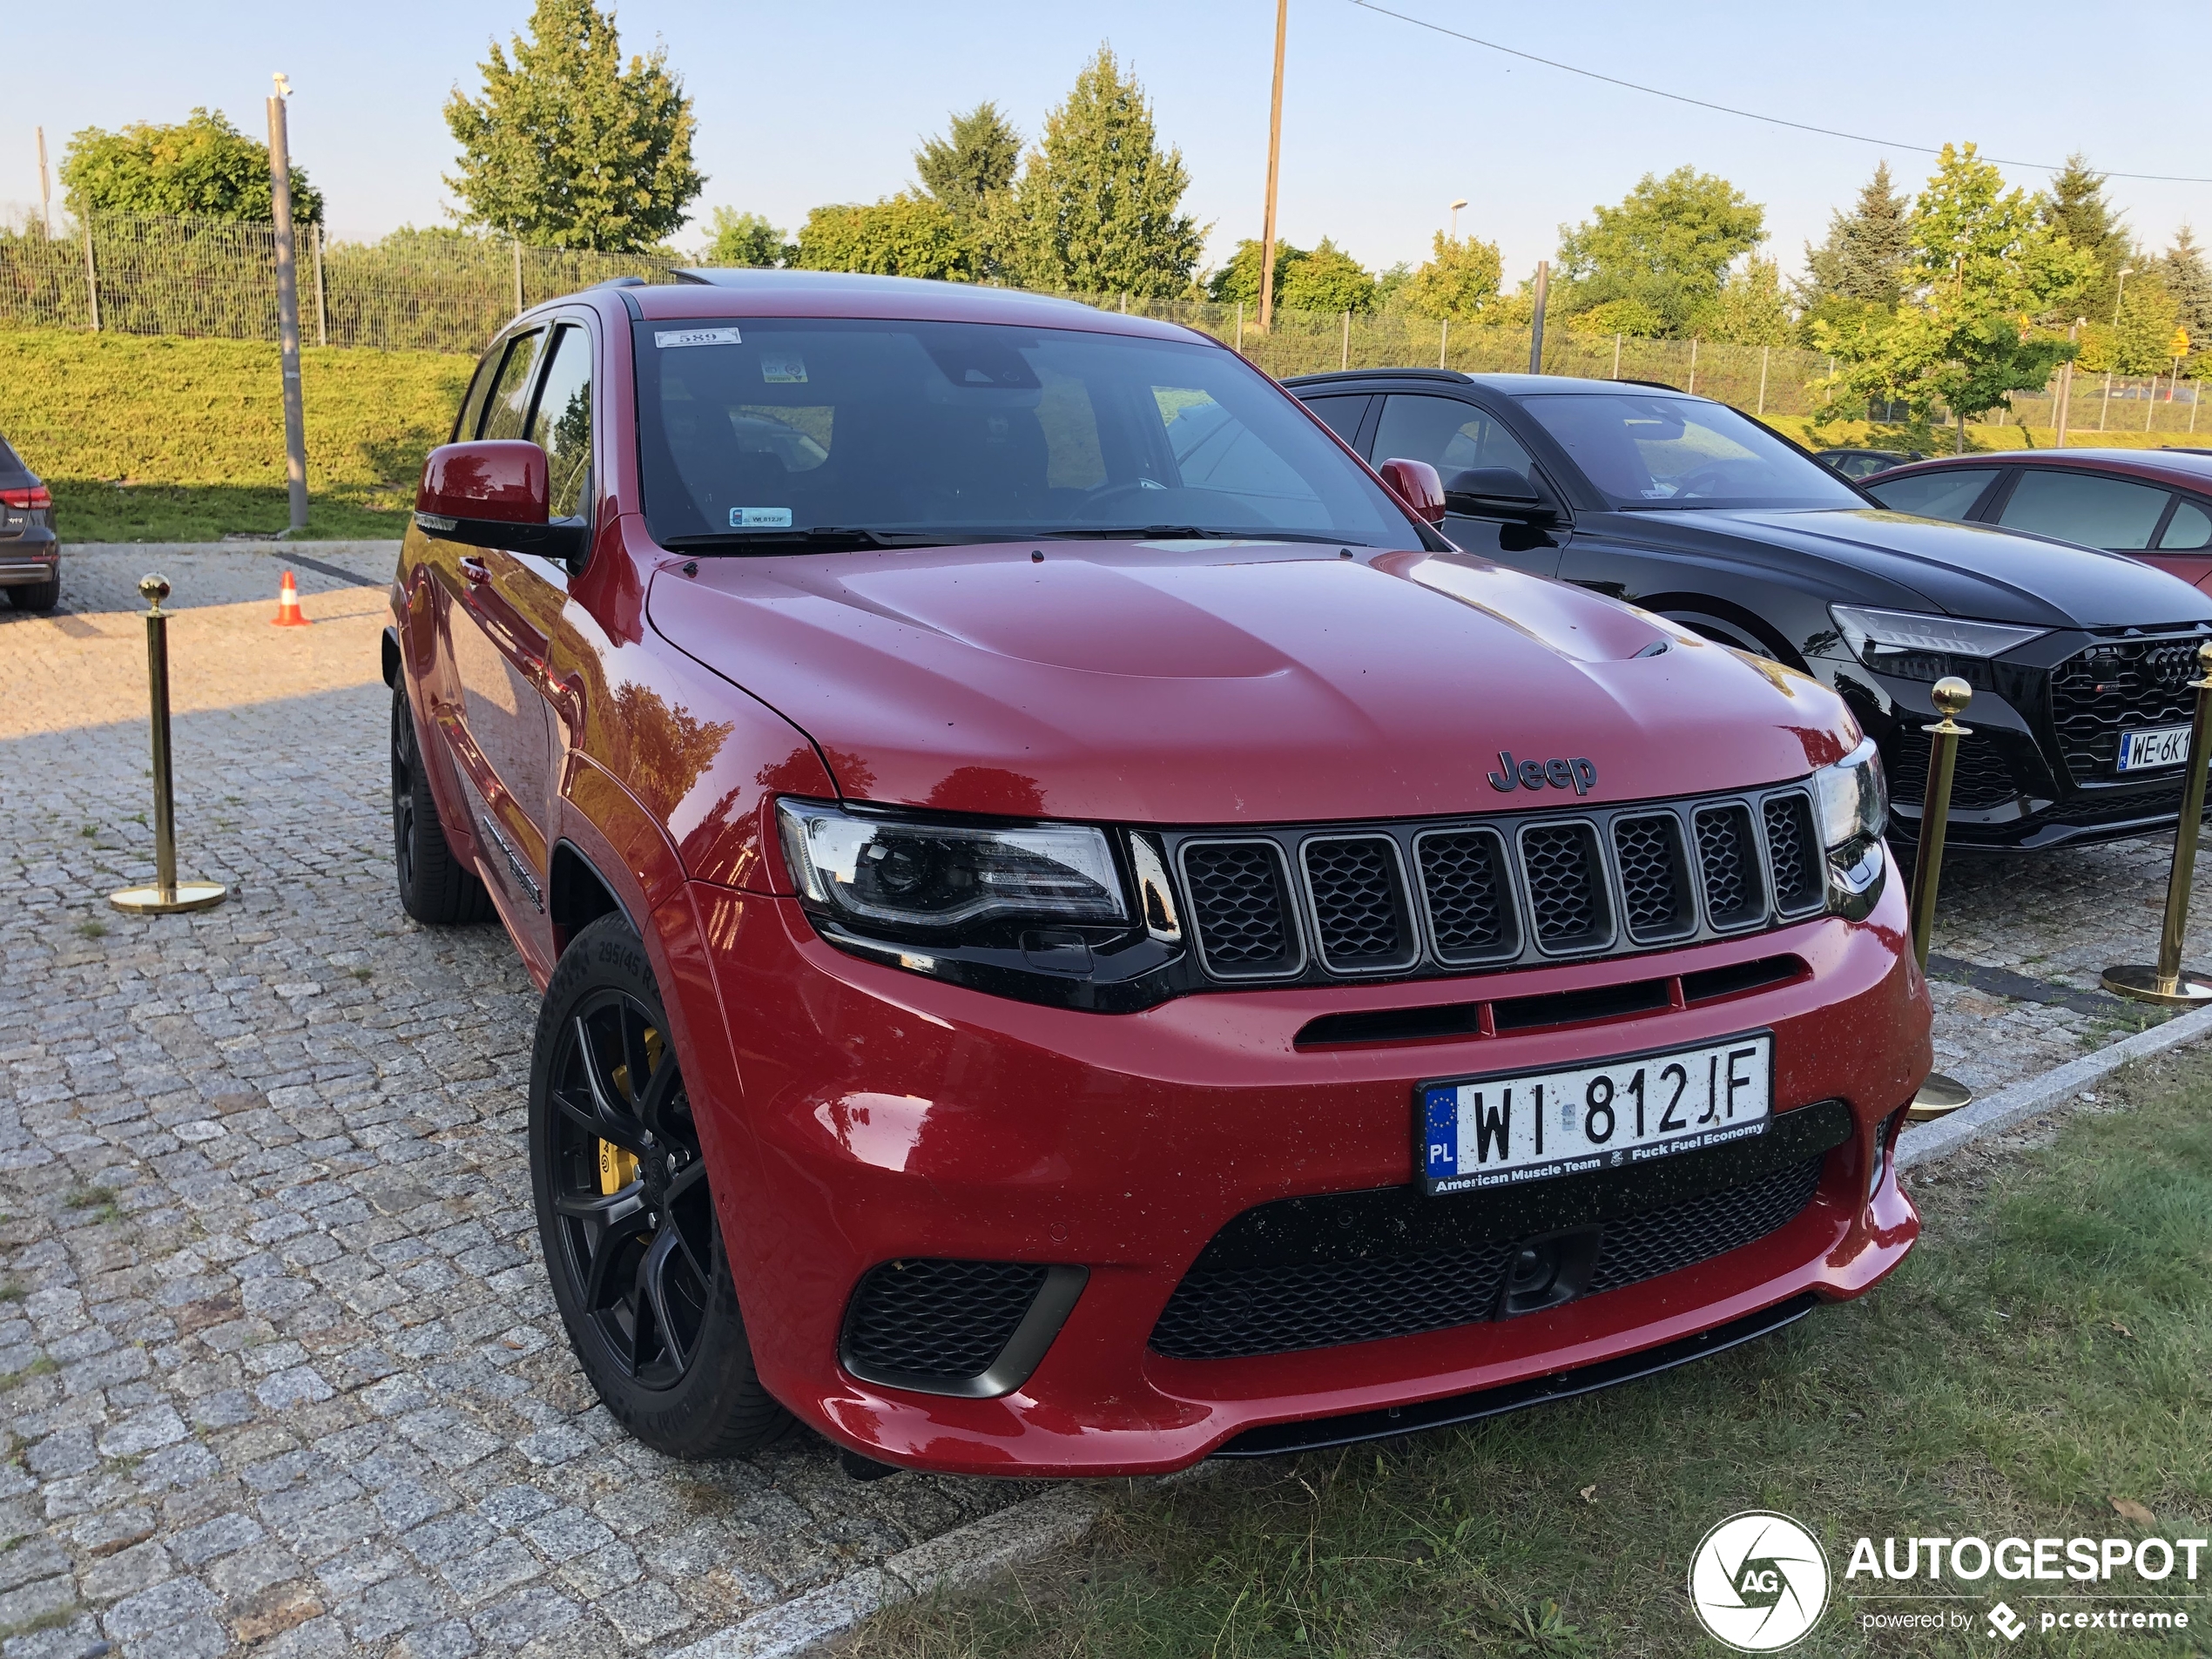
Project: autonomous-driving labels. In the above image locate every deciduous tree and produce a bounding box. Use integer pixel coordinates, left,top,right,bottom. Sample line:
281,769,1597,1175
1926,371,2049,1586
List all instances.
703,209,786,267
1280,239,1375,313
1206,238,1304,307
63,108,323,224
790,195,972,280
1554,167,1764,338
1701,257,1794,346
444,0,702,252
1398,231,1502,321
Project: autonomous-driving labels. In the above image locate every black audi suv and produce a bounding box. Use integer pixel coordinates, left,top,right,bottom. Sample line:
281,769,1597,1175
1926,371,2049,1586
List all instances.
1289,370,2212,851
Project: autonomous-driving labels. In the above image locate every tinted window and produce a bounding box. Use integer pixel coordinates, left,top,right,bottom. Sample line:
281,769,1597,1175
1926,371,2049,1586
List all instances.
633,318,1412,546
1832,453,1897,480
1513,392,1858,509
1372,395,1534,483
1865,468,2000,522
1302,395,1368,445
1998,469,2170,550
453,349,500,443
479,329,548,441
529,325,594,519
2161,499,2212,550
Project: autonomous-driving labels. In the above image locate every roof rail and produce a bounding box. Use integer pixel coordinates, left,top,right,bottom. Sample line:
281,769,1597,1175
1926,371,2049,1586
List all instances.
590,275,649,290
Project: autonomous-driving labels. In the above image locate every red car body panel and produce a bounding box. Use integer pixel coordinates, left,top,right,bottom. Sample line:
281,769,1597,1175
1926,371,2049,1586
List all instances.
389,280,1930,1477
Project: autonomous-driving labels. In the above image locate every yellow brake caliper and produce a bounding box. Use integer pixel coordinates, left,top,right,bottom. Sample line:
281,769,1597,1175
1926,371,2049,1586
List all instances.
597,1027,664,1194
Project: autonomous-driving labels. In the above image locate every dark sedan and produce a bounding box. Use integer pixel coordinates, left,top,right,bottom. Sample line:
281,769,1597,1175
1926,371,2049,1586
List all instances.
0,435,58,611
1864,448,2212,599
1287,370,2212,852
1816,447,1925,481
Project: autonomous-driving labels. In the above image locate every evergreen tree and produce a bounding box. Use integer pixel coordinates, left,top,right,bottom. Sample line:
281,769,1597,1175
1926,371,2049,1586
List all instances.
702,209,785,267
1398,231,1502,321
444,0,702,252
2040,153,2128,323
1797,161,1910,335
62,108,323,224
1554,166,1765,338
2162,226,2212,348
1002,47,1205,297
914,104,1022,221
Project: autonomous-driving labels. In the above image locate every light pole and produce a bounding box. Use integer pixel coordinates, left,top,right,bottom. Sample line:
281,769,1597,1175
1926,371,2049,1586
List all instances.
1448,198,1467,240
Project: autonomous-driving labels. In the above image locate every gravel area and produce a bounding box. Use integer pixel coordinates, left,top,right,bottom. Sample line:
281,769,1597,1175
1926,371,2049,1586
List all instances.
5,543,2210,1657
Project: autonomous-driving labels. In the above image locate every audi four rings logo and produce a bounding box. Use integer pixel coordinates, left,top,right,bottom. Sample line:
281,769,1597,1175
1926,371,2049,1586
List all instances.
1487,750,1599,795
1689,1512,1831,1651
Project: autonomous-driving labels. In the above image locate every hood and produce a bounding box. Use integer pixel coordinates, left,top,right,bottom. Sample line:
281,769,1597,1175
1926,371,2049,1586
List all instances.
644,539,1860,825
1622,507,2212,629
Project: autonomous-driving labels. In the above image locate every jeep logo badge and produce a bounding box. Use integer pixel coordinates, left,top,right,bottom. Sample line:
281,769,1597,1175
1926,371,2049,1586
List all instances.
1487,751,1597,795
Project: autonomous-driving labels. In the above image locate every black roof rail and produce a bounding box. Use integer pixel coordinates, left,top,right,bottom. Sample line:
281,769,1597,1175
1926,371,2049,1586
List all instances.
590,275,650,290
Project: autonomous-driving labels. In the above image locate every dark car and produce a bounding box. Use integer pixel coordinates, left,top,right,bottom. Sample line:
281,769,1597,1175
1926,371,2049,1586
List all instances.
1864,448,2212,600
1287,370,2212,853
0,435,58,611
1814,447,1925,481
384,273,1926,1476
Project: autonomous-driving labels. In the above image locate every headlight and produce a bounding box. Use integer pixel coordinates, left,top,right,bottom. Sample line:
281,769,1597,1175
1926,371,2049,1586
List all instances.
1813,737,1887,901
776,799,1127,939
1830,604,2043,678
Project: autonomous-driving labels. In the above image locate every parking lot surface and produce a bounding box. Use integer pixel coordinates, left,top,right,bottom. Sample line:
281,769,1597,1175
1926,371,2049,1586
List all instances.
0,544,2201,1657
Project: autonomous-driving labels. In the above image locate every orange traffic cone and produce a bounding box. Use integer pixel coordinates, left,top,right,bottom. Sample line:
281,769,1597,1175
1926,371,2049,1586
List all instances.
270,570,312,627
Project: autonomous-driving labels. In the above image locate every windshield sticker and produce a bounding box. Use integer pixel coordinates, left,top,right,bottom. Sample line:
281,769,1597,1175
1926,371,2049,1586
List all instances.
730,507,794,529
655,327,743,348
760,354,808,383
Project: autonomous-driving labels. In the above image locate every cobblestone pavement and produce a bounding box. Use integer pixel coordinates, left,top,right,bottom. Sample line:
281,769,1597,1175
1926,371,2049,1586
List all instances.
4,545,2208,1657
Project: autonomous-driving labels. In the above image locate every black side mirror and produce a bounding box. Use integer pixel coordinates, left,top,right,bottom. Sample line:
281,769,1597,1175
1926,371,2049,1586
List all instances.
1444,467,1556,523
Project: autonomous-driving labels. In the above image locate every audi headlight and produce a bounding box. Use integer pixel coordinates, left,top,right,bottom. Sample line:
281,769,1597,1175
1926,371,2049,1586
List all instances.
1830,604,2043,681
1813,737,1888,902
776,799,1127,940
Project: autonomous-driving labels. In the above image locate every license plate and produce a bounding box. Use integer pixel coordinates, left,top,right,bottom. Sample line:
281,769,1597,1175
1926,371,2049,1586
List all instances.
1420,1032,1773,1196
2117,725,2192,772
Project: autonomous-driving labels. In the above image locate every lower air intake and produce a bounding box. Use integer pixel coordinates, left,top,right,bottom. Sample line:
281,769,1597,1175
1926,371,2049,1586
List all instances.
841,1258,1048,1384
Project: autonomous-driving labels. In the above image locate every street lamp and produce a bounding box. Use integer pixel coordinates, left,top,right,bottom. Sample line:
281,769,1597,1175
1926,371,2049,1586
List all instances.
1449,198,1468,239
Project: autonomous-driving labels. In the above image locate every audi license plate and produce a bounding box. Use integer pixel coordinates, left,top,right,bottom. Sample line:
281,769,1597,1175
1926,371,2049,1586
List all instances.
2117,725,2192,772
1420,1032,1772,1197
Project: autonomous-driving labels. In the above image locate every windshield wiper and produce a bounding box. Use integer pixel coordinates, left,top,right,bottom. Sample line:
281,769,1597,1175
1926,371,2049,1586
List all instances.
1036,525,1356,544
659,527,957,552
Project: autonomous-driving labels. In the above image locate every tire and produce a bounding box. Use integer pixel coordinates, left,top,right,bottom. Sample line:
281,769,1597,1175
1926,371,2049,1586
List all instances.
529,914,792,1459
7,575,59,611
391,681,493,925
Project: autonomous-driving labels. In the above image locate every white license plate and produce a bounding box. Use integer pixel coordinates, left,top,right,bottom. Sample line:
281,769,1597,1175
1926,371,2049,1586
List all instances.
2117,725,2192,772
1420,1032,1772,1196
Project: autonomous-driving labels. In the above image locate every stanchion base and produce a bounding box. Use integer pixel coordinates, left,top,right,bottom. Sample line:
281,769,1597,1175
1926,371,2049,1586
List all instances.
2099,964,2212,1006
109,881,227,915
1906,1072,1973,1122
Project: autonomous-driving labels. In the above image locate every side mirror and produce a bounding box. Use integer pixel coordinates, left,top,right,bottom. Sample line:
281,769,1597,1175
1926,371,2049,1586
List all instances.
415,440,584,562
1444,466,1556,523
1377,456,1447,527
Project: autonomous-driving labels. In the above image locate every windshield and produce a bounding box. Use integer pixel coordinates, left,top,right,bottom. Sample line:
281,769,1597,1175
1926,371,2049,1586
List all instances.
1514,392,1862,511
632,316,1414,548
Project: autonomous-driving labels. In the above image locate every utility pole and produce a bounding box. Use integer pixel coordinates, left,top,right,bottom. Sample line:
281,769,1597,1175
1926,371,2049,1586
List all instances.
1527,260,1548,374
267,73,309,535
36,127,51,237
1256,0,1287,333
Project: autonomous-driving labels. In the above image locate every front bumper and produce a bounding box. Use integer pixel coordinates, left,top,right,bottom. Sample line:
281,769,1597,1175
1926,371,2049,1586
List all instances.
685,854,1928,1478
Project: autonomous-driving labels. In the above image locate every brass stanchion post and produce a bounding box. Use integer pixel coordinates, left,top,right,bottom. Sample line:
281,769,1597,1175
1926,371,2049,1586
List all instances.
2102,639,2212,1005
110,575,227,916
1907,676,1974,1120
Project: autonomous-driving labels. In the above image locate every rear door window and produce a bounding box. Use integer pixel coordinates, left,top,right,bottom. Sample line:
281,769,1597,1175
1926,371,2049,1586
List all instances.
1864,468,2000,522
1996,469,2171,550
479,329,549,441
1372,395,1534,482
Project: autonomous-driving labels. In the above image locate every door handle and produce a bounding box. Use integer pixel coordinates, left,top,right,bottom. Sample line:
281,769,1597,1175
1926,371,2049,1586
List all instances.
460,556,492,586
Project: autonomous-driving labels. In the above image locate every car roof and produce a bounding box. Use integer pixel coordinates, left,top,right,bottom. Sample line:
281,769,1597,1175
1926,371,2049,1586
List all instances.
1877,448,2212,489
619,269,1211,345
1285,368,1688,398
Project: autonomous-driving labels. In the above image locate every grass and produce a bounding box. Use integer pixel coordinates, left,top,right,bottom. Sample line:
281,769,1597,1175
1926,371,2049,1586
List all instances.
845,1052,2212,1659
1768,414,2199,457
0,1358,57,1394
0,327,471,542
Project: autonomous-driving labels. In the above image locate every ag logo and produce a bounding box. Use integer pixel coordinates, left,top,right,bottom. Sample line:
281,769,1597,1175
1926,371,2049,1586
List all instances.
1687,1511,1830,1651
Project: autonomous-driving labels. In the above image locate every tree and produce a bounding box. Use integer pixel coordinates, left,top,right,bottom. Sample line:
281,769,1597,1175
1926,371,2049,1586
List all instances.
703,208,785,267
1554,166,1765,337
1817,144,2094,447
2161,226,2212,347
1001,46,1204,297
1797,161,1911,336
1279,237,1376,313
445,0,702,251
915,103,1022,222
1206,238,1305,307
62,108,323,224
1702,256,1794,345
790,195,972,280
1397,231,1502,321
2040,153,2128,324
2080,267,2182,374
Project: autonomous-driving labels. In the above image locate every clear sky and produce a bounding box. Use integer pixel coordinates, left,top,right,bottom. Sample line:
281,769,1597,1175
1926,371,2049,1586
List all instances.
5,0,2209,287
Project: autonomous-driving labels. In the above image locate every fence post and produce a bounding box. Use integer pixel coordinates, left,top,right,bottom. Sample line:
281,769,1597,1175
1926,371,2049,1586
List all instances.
2194,378,2201,435
82,212,100,333
1236,301,1244,351
2148,372,2160,431
1825,354,1834,406
1612,333,1622,381
266,78,309,535
1757,344,1770,416
513,239,524,315
1687,337,1698,396
313,223,327,348
1439,317,1448,370
2099,370,2112,430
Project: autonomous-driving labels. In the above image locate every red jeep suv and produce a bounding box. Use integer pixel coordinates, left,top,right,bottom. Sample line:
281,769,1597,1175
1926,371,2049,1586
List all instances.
384,272,1929,1477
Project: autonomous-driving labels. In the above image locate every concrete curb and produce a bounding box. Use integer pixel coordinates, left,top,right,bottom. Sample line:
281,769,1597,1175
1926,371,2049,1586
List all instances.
1896,1001,2212,1169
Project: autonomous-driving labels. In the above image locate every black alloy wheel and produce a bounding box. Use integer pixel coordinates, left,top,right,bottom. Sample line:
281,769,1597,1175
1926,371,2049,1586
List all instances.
390,681,491,924
529,915,790,1457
